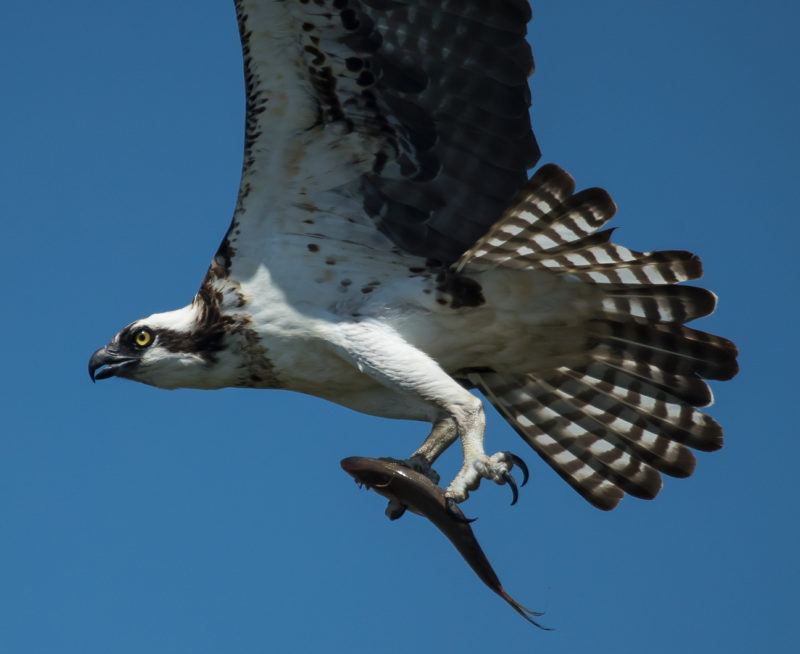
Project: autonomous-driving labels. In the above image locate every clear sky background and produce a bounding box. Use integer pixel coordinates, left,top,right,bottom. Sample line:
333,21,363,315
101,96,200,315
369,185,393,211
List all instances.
2,2,797,653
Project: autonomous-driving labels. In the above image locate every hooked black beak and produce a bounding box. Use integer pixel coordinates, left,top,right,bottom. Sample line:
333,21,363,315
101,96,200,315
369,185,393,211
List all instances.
88,346,138,382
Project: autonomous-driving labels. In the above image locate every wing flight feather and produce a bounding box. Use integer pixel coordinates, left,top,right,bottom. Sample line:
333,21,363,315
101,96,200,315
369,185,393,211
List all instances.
231,0,539,262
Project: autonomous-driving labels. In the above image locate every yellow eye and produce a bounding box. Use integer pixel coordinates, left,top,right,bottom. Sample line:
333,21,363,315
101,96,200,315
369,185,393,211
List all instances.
133,329,153,347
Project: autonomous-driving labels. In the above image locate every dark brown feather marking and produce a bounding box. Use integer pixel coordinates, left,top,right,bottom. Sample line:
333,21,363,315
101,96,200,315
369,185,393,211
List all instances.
435,270,485,309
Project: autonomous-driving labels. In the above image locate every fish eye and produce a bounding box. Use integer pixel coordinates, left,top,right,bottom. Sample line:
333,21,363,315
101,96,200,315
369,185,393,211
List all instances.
133,329,153,348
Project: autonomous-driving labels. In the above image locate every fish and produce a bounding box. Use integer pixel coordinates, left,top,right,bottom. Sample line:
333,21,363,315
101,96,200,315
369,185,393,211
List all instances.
340,456,550,629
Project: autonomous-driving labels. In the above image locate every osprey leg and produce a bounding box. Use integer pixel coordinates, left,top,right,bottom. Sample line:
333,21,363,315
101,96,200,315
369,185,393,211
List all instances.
410,417,457,472
331,322,523,503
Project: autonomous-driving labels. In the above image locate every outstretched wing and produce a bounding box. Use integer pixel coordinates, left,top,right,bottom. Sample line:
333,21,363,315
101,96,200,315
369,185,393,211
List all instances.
229,0,539,264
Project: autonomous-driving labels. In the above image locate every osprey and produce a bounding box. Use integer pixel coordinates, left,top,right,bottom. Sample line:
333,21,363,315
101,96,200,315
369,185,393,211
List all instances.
89,0,738,510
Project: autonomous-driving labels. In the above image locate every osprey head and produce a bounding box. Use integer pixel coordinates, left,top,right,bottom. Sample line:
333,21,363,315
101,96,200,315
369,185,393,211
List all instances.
89,303,235,389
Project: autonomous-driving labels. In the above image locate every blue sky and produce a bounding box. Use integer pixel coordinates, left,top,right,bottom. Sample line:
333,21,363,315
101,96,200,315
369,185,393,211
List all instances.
2,2,798,652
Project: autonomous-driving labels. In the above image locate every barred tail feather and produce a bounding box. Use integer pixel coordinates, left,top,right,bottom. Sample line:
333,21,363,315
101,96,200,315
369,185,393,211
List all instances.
558,363,723,450
457,164,612,272
457,163,704,287
591,323,739,382
471,367,725,510
458,163,738,508
598,285,717,324
472,372,640,510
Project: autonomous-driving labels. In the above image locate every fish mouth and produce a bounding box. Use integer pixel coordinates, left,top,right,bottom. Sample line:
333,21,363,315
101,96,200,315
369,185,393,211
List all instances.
88,346,139,381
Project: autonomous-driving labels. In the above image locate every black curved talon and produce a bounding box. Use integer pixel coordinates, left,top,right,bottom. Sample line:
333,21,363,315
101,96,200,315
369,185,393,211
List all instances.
502,470,519,505
508,453,529,487
445,497,477,524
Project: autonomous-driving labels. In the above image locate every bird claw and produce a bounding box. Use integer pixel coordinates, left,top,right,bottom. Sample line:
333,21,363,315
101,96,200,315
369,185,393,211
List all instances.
445,497,477,523
445,451,529,505
502,470,519,505
498,452,529,505
508,452,529,487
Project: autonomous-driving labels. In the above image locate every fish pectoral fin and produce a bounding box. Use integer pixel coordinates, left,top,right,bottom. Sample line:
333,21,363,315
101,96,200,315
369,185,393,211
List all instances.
385,500,406,520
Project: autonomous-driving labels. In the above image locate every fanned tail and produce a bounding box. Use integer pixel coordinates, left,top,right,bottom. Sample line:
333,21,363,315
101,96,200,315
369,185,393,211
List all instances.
459,164,738,509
